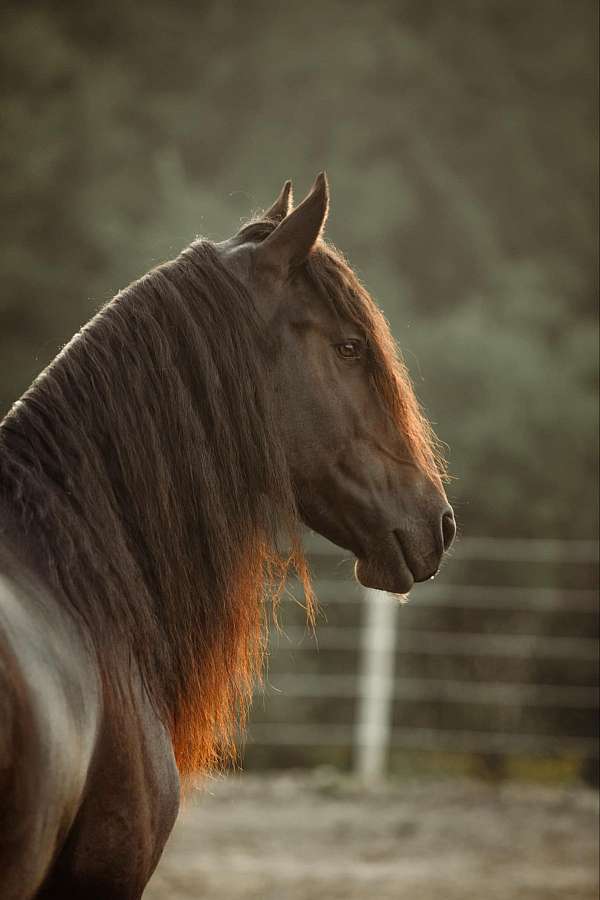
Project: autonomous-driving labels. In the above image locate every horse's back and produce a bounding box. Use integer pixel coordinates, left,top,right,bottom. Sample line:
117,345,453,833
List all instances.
0,542,101,900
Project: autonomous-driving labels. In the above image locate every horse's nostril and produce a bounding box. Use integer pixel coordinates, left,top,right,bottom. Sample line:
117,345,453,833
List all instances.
441,509,456,552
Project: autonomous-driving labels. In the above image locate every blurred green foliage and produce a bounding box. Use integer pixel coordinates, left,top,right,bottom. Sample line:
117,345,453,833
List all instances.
1,0,598,539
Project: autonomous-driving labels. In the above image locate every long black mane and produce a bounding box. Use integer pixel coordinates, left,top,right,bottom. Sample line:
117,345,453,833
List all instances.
0,239,301,773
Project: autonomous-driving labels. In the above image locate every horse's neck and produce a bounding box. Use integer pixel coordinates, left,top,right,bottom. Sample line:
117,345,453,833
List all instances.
0,266,299,773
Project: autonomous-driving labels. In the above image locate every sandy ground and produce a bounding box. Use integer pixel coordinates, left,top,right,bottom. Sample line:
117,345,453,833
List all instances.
145,771,599,900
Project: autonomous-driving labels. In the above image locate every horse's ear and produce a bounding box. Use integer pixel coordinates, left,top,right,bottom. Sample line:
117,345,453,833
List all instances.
264,180,293,222
257,172,329,272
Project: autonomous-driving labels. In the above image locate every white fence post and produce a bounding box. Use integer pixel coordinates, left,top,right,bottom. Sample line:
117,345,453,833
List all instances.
354,587,398,780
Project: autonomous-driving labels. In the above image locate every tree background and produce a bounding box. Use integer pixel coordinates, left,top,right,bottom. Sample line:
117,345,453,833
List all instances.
1,0,598,540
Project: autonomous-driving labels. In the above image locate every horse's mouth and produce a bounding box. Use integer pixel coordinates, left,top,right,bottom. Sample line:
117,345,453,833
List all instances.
354,532,415,596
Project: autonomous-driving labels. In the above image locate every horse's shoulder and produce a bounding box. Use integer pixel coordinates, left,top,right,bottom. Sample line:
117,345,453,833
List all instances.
0,545,102,898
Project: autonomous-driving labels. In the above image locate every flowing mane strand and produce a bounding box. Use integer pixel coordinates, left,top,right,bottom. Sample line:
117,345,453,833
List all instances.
305,246,446,485
0,241,311,775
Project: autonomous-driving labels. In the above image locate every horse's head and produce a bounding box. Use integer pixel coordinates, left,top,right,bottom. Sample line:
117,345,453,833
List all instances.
219,174,455,594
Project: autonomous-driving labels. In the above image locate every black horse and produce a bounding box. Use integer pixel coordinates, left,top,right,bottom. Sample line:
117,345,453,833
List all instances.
0,174,455,898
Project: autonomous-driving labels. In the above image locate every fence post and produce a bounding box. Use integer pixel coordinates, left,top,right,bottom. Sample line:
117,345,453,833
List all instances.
354,587,398,780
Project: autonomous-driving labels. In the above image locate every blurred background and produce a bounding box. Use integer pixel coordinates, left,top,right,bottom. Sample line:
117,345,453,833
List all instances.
1,1,598,898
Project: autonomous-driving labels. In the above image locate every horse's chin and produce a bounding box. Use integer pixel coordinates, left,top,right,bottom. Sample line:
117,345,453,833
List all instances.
304,516,415,596
354,543,415,596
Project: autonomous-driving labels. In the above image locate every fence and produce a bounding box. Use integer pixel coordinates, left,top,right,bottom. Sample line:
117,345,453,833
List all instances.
245,535,599,778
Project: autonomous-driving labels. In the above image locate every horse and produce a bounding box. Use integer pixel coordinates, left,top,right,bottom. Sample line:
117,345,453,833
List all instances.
0,173,455,898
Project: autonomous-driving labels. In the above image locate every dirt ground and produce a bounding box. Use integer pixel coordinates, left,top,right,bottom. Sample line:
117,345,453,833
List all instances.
145,770,599,900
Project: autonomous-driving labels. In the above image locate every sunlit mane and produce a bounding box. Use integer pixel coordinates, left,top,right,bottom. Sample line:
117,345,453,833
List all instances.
307,247,446,486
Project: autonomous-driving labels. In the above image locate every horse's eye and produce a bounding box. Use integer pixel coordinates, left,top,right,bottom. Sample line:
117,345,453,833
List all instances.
335,340,363,360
